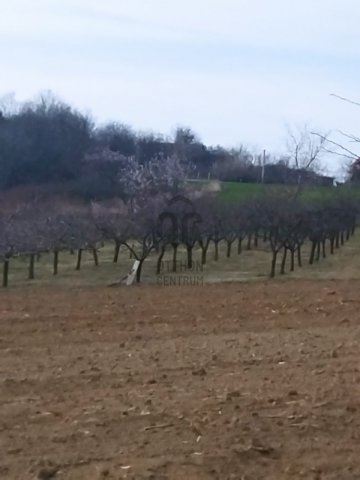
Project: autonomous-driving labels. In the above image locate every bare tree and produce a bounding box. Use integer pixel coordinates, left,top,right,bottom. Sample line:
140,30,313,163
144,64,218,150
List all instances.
91,200,131,263
286,125,328,187
122,197,166,283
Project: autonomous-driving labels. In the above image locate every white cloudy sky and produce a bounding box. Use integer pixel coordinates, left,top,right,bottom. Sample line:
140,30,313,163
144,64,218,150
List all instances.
1,0,360,175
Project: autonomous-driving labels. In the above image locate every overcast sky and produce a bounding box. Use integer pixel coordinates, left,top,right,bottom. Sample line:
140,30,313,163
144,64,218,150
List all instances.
1,0,359,176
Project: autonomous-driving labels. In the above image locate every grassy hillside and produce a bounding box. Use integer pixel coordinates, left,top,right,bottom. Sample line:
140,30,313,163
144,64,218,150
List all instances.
189,179,360,203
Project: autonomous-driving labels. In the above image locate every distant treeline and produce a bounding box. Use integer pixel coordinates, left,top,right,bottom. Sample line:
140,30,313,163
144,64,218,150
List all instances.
0,92,336,200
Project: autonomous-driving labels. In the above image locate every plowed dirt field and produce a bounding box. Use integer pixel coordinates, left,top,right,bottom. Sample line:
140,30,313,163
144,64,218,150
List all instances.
1,280,360,479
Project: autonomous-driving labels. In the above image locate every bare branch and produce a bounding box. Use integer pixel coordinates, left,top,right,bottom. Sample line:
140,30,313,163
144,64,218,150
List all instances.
311,132,358,159
322,147,356,161
330,93,360,108
337,130,360,143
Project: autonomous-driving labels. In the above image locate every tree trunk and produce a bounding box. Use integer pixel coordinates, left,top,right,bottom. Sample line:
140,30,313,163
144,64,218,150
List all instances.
76,249,82,270
322,239,326,259
113,242,121,263
226,241,232,258
53,251,59,275
156,246,165,274
316,241,321,262
136,259,144,283
237,238,242,255
290,250,295,272
280,248,287,275
297,172,302,186
28,254,35,280
200,240,210,265
330,237,335,254
214,241,219,261
335,233,340,248
270,250,278,278
309,241,316,265
172,244,178,272
340,232,344,245
247,234,252,250
297,247,302,267
92,249,99,266
3,259,9,287
254,231,259,247
186,245,193,269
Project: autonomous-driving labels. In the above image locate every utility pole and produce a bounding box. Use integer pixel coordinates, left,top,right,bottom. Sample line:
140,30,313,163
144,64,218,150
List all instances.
261,149,266,183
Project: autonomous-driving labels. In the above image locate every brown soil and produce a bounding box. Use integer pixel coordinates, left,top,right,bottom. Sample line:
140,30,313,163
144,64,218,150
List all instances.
1,280,360,479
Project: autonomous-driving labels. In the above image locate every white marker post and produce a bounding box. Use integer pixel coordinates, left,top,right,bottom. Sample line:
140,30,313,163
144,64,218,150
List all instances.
125,260,140,286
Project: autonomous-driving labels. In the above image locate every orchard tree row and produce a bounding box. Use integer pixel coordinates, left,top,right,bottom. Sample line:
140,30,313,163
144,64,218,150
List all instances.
0,190,357,287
